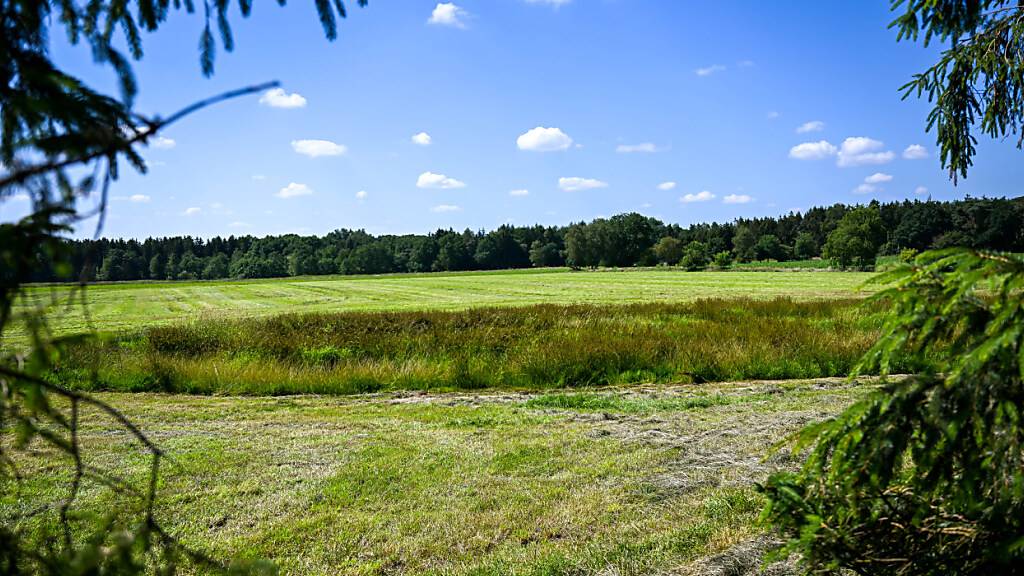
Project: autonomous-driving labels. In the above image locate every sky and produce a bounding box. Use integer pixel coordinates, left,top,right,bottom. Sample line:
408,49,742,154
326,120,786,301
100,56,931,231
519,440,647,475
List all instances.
3,0,1023,238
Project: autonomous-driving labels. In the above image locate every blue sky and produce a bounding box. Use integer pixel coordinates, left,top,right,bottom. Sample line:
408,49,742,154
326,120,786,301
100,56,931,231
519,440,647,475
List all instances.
4,1,1023,238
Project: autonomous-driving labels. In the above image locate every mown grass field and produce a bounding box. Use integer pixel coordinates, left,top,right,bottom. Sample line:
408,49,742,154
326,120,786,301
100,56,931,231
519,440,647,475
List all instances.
11,268,874,341
3,380,870,575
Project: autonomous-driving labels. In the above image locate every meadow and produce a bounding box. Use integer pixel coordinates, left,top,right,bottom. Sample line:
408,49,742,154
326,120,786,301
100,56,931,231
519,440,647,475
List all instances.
10,268,873,342
6,267,895,574
2,380,870,575
51,298,915,395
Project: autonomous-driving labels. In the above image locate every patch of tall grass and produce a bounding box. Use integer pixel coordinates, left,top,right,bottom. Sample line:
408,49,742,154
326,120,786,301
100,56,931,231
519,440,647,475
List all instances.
51,298,922,395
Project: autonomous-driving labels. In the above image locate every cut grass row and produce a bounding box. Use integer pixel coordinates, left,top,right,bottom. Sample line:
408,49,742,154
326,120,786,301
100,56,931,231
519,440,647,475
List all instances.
1,381,868,575
52,298,921,395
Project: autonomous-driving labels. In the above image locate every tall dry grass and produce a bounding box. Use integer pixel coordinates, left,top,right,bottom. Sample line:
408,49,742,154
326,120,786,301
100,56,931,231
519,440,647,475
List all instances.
51,298,921,395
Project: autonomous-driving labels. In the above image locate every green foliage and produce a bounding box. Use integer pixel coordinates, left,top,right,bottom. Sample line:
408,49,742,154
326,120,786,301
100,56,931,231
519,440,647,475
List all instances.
761,249,1024,574
822,206,885,269
793,232,818,260
712,251,733,269
652,236,683,265
679,241,710,271
891,1,1024,182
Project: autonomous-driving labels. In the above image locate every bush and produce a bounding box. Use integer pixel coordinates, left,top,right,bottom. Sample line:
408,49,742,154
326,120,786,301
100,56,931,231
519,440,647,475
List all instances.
761,249,1024,574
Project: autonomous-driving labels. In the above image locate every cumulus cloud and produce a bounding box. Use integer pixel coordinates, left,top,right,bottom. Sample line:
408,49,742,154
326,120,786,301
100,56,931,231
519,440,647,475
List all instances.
276,182,313,198
417,171,466,189
517,126,573,151
837,137,894,167
9,192,30,202
428,3,468,27
915,186,929,195
129,194,151,203
150,135,176,149
680,191,715,203
853,183,878,195
259,88,307,109
183,207,201,216
616,143,658,153
411,132,432,146
291,139,347,157
657,181,677,191
767,111,781,120
864,172,893,184
509,189,529,197
431,204,461,213
695,64,726,77
252,174,267,181
355,190,368,200
558,177,607,192
789,140,838,160
796,120,825,134
723,194,753,204
903,144,928,160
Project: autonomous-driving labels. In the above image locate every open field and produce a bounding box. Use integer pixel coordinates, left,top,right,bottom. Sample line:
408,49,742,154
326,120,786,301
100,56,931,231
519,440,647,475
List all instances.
3,379,871,575
11,268,875,342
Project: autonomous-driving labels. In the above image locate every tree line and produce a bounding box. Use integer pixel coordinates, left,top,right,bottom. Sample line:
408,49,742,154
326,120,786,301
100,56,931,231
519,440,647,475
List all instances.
28,196,1024,283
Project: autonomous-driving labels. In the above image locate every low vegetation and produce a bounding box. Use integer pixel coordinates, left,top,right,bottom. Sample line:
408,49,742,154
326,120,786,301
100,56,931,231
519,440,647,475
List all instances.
1,380,869,575
50,298,923,395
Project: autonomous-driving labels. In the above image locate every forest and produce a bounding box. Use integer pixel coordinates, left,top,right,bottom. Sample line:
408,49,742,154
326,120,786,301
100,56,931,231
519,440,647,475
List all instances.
31,196,1024,283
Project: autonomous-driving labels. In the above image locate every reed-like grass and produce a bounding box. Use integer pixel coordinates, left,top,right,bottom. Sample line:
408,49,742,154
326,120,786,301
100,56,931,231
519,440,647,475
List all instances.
52,298,918,395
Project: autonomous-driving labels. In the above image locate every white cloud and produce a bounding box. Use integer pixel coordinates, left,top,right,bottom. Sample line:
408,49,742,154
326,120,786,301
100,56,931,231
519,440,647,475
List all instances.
509,189,529,197
723,194,753,204
767,111,781,120
616,142,658,153
355,190,368,200
291,139,347,157
695,64,726,77
853,183,878,195
517,126,573,151
259,88,307,109
903,144,929,160
411,132,432,146
680,191,715,203
657,181,677,191
796,120,825,134
129,194,151,203
431,204,462,213
864,172,893,184
837,137,894,167
183,207,201,216
789,140,838,160
428,3,468,27
915,186,929,195
228,221,250,228
9,192,30,202
525,0,571,5
558,177,607,192
252,174,267,181
276,182,313,198
417,171,466,189
150,135,176,149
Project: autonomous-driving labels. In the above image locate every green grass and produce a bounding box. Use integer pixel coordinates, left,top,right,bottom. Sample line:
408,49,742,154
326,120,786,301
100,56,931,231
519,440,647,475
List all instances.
2,380,869,575
50,298,916,395
10,268,875,343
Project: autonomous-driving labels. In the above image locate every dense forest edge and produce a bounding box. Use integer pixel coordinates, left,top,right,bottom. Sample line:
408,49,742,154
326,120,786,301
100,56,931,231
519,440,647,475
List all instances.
30,196,1024,282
